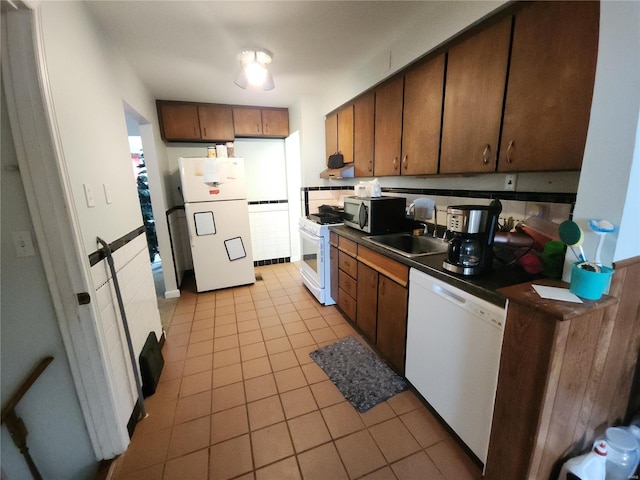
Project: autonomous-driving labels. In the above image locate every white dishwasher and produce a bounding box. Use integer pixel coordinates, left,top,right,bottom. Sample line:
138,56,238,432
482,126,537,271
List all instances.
405,268,507,466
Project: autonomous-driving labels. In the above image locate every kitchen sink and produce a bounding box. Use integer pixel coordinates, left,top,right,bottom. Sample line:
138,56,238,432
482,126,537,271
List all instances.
364,233,449,258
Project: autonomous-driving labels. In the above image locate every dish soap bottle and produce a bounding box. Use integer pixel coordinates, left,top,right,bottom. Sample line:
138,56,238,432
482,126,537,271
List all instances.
559,440,608,480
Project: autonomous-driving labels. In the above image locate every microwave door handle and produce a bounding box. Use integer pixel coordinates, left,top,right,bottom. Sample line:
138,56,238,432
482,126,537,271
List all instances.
358,203,367,229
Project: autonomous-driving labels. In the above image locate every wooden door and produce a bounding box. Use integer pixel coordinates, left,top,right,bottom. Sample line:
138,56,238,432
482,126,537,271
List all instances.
498,1,599,172
353,92,375,177
373,76,404,176
337,104,354,164
402,54,445,175
198,104,234,141
233,107,262,136
261,108,289,137
157,102,201,141
325,113,338,162
440,17,512,174
356,262,378,345
376,276,408,374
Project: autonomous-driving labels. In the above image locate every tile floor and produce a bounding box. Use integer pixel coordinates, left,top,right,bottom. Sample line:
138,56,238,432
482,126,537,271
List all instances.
110,263,482,480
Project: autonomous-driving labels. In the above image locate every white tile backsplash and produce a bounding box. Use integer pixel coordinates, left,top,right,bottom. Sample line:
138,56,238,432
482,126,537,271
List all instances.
249,204,291,261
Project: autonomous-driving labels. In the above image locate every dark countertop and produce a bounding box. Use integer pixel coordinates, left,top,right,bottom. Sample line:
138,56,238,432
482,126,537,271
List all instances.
330,225,542,307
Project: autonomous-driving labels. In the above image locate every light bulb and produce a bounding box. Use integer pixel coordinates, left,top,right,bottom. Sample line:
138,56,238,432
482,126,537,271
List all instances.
245,61,267,86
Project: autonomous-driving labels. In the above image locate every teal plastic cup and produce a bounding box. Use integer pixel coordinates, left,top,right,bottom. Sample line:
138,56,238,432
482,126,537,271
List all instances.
569,262,613,300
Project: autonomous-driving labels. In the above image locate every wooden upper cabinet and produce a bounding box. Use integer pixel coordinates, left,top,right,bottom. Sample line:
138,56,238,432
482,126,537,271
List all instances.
157,102,201,141
337,104,354,164
198,104,234,141
353,92,375,177
233,107,262,136
374,75,404,177
498,1,599,172
440,16,512,174
261,108,289,137
401,54,445,176
325,113,338,161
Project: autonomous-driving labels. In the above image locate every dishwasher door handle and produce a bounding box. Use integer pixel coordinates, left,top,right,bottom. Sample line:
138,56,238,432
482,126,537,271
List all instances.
432,284,467,306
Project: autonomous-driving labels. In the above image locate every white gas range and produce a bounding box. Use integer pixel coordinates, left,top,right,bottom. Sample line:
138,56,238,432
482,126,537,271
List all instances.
298,214,342,305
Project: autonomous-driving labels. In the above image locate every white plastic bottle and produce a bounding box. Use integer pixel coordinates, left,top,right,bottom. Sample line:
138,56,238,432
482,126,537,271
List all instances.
559,440,608,480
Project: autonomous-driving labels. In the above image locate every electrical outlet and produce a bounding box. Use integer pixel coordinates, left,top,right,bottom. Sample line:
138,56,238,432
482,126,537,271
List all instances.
504,174,517,191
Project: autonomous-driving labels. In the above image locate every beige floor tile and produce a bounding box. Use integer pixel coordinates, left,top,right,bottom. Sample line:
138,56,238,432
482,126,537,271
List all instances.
303,316,328,330
298,307,323,320
359,466,398,480
133,399,176,436
238,329,264,346
214,334,240,352
170,312,194,325
240,341,268,361
297,442,349,480
235,301,256,313
162,344,188,363
214,323,238,338
167,322,191,336
276,303,297,314
236,309,258,322
280,386,318,419
213,348,241,368
394,451,445,479
323,312,346,326
211,382,245,413
120,427,171,473
283,320,308,335
216,305,236,317
193,308,215,321
251,291,270,302
174,390,211,425
368,417,421,463
262,324,287,341
332,323,359,339
151,378,181,404
180,370,212,397
163,448,208,480
254,298,274,309
288,331,316,349
269,350,299,372
242,356,272,379
336,429,387,478
321,401,366,439
186,339,214,359
400,407,449,448
247,395,285,430
244,374,278,402
426,438,483,480
271,295,292,306
295,345,319,365
310,380,346,408
280,311,302,324
166,416,210,459
251,422,295,469
209,434,253,480
182,354,212,377
265,336,292,355
212,363,243,388
192,318,215,331
189,327,213,344
274,366,308,393
301,362,328,385
257,306,278,317
258,315,281,329
237,318,261,332
160,360,185,383
360,401,396,427
210,404,249,444
287,410,332,453
386,390,423,416
310,327,338,344
255,456,301,480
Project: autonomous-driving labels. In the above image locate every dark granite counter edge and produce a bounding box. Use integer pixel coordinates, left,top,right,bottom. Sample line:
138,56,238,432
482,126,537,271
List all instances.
329,225,541,308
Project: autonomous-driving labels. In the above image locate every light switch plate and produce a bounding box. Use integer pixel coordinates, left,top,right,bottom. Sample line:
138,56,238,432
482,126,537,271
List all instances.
12,231,36,257
83,183,95,207
504,174,517,191
103,183,113,204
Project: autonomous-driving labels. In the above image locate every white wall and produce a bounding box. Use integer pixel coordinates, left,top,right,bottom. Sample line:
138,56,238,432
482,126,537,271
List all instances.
1,79,97,480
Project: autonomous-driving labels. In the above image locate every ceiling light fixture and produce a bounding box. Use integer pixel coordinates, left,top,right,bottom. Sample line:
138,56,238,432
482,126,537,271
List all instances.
234,48,275,91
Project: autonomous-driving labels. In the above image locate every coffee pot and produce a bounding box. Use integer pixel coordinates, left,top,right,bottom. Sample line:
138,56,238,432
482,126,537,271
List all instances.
443,200,502,275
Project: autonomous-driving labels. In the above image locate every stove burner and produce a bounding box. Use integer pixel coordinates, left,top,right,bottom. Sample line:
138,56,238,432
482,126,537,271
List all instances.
308,213,343,225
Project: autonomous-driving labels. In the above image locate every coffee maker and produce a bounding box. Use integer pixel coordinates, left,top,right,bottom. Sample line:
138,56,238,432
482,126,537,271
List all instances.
442,200,502,276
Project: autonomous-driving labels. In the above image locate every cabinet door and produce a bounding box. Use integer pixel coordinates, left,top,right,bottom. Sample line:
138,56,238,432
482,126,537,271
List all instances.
198,104,234,141
354,92,375,177
261,108,289,137
402,54,445,176
325,113,338,161
440,17,512,174
157,102,201,141
337,104,354,164
373,76,404,177
498,2,599,172
330,245,339,304
233,107,262,136
356,262,378,345
376,276,408,374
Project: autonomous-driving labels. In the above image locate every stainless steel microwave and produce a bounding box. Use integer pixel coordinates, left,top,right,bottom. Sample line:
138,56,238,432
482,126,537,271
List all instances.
342,196,407,233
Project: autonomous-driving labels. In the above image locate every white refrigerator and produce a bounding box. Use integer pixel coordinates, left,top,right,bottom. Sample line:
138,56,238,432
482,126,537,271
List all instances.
179,157,255,292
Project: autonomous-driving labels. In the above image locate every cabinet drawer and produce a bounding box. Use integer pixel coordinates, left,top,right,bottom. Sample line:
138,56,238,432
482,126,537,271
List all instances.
358,245,409,287
338,288,357,322
339,270,357,299
330,232,339,248
338,237,358,257
339,251,358,279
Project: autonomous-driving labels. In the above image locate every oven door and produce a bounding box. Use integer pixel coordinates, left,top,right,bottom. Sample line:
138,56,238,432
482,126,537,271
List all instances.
298,227,324,293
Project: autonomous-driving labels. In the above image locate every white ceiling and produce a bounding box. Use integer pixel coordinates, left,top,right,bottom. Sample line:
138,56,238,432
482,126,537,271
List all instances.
84,1,438,109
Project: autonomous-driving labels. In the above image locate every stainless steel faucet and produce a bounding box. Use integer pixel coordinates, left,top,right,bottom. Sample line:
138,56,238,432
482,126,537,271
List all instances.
407,200,438,237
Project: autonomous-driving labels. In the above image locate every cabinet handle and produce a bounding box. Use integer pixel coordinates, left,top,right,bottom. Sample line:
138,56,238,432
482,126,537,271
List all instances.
368,160,372,172
402,155,408,170
506,140,515,164
482,144,491,165
393,157,399,170
203,127,207,137
258,123,262,133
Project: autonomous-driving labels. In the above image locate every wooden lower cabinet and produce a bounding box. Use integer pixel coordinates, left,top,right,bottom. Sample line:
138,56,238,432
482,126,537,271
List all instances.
356,262,378,344
376,276,408,374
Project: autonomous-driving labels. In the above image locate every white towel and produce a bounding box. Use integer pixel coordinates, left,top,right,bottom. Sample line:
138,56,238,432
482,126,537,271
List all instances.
413,198,435,222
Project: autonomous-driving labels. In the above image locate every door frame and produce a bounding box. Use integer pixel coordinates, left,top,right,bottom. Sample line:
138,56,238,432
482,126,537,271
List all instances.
2,5,129,458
